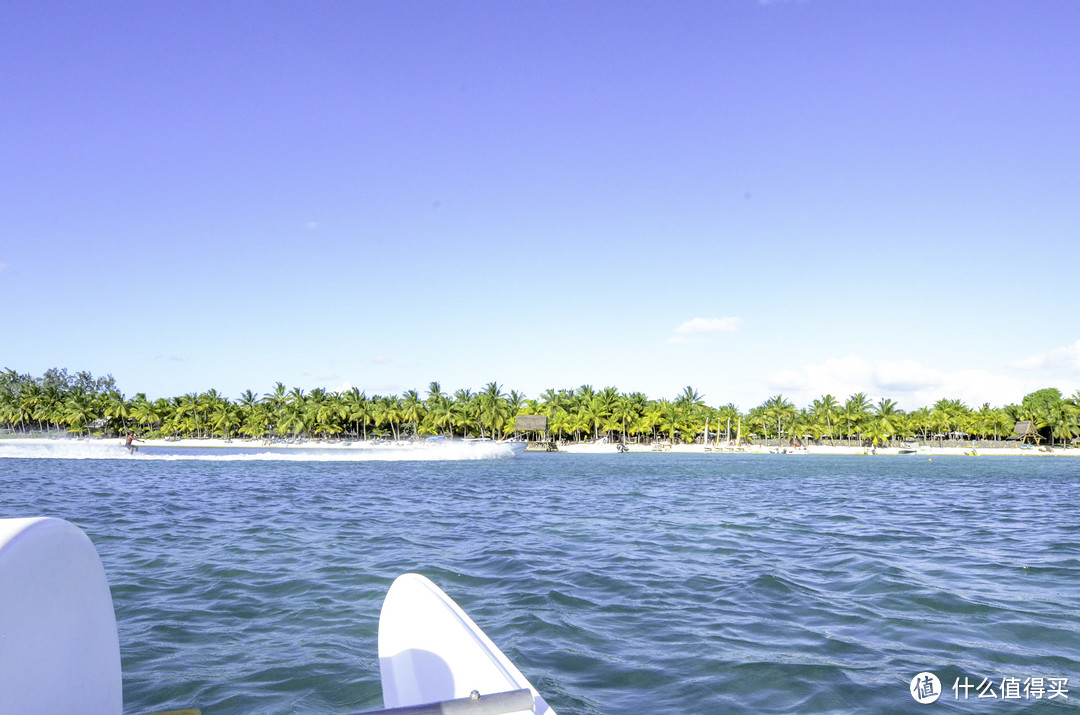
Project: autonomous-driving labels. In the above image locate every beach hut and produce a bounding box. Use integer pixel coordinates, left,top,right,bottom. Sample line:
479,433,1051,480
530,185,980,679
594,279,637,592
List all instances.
1011,420,1043,445
514,414,548,441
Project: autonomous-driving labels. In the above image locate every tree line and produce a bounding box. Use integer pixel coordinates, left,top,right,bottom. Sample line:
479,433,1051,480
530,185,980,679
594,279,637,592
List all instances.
2,367,1079,447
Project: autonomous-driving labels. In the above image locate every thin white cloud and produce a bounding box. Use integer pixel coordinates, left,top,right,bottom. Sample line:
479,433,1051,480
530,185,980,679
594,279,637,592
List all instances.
1008,339,1080,373
370,356,391,365
765,355,1040,409
675,317,742,335
0,262,7,272
874,360,945,392
304,221,320,231
666,317,742,345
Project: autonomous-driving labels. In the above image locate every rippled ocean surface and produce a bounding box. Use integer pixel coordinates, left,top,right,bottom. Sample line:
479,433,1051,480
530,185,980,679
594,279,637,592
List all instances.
2,452,1078,713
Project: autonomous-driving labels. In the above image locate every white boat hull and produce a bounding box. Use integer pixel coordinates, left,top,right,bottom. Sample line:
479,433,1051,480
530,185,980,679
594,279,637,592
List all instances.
378,573,555,714
0,518,122,715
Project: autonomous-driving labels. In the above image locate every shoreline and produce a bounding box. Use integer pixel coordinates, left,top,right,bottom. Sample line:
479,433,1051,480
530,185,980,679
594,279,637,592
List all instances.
1,436,1076,456
0,436,508,451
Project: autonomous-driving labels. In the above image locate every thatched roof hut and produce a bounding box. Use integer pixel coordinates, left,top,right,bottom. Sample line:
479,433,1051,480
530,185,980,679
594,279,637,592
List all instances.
515,415,548,433
1012,420,1043,444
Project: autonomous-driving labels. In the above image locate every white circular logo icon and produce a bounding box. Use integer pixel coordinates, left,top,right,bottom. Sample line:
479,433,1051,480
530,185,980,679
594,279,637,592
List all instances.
910,672,941,703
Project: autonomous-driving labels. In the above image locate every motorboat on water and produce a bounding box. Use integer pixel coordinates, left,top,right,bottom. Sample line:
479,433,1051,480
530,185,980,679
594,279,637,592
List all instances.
122,436,527,459
456,437,528,457
0,517,552,715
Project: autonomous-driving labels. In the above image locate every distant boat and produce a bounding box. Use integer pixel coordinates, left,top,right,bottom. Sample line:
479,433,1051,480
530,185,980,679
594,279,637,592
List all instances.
126,437,527,459
459,437,527,457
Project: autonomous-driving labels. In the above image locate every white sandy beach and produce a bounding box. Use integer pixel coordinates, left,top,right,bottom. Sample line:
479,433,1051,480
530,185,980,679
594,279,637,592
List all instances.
0,436,529,461
1,436,1076,457
552,441,1078,456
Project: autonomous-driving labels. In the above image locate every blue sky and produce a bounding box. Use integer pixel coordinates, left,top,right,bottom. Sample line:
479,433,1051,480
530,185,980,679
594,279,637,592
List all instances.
2,1,1078,410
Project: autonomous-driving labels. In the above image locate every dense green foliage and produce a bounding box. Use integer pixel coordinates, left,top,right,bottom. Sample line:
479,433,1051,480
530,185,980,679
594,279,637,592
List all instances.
3,367,1079,447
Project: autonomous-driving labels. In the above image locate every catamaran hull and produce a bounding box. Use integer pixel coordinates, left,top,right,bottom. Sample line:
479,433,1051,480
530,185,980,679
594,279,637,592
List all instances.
378,573,555,714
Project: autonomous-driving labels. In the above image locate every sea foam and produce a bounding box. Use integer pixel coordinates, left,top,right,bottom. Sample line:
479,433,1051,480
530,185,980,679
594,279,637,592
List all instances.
0,439,521,462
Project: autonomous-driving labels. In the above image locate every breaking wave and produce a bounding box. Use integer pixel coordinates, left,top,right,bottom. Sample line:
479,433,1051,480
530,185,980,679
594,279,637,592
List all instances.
0,439,523,461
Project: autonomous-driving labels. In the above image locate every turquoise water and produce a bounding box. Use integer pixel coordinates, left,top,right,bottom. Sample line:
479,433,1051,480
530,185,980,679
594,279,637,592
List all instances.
1,453,1078,713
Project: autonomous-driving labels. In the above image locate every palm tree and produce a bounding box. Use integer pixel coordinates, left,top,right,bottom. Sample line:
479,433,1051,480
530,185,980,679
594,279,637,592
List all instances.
400,389,425,439
761,394,796,445
18,383,44,432
199,389,227,439
788,408,815,444
62,392,98,436
932,398,969,444
908,406,933,441
237,389,259,433
873,399,904,446
547,406,573,442
675,386,707,443
610,394,638,443
304,388,341,437
452,389,477,437
676,386,705,410
36,384,65,434
424,393,454,436
0,390,14,432
12,383,38,433
656,399,689,443
628,407,655,443
374,395,402,440
862,419,889,448
566,409,590,442
1046,402,1078,447
174,393,197,437
841,393,873,443
713,403,740,443
240,402,273,439
262,382,288,435
538,388,564,416
341,388,372,440
425,381,447,410
102,390,131,435
578,394,611,441
281,388,307,438
478,382,511,439
210,399,238,439
129,393,160,434
811,394,839,444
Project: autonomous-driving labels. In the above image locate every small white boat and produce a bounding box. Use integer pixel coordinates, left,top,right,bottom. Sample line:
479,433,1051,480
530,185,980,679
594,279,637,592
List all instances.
379,573,555,714
459,438,528,457
0,517,123,714
0,517,553,715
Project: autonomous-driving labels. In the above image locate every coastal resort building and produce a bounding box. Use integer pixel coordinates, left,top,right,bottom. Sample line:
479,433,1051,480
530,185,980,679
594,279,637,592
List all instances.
514,414,548,441
515,414,557,450
1011,420,1044,445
